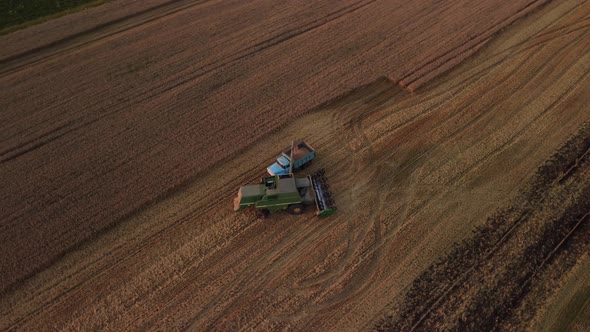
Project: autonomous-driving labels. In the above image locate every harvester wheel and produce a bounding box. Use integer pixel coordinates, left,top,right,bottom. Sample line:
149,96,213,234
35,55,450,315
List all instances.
287,204,305,215
255,209,269,219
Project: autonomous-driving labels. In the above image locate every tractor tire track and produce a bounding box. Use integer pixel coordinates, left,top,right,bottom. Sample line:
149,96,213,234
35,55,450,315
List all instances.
376,122,590,331
0,0,215,77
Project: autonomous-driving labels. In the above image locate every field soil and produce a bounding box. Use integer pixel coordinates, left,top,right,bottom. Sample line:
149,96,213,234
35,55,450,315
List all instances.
1,0,589,330
0,0,551,295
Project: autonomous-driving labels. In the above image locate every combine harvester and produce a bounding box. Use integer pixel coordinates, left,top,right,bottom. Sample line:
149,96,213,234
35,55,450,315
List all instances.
234,141,336,219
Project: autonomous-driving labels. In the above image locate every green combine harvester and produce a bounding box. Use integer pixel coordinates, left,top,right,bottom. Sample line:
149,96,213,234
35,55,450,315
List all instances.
233,141,336,219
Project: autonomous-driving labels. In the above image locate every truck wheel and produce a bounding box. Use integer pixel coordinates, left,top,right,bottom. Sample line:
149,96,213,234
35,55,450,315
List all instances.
287,204,305,215
256,209,269,219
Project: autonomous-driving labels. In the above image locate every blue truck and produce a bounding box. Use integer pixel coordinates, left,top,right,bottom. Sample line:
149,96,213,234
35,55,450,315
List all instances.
267,140,316,176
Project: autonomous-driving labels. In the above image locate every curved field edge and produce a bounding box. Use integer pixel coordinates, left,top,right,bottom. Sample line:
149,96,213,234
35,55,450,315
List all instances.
375,123,590,331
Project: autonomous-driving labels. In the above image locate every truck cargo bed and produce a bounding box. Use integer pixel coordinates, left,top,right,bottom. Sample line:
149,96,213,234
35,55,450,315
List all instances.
282,141,315,161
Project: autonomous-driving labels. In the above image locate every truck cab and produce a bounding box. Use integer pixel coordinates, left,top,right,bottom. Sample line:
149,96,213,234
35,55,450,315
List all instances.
267,140,316,176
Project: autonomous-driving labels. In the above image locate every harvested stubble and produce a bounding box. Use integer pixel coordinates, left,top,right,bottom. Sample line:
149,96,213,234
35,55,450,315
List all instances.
2,0,590,330
376,124,590,331
0,0,551,293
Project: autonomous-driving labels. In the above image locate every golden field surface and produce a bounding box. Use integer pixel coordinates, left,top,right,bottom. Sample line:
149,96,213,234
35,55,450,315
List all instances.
0,0,589,330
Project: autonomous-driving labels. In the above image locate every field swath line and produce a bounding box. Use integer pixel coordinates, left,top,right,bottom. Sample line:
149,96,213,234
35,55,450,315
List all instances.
0,0,214,77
